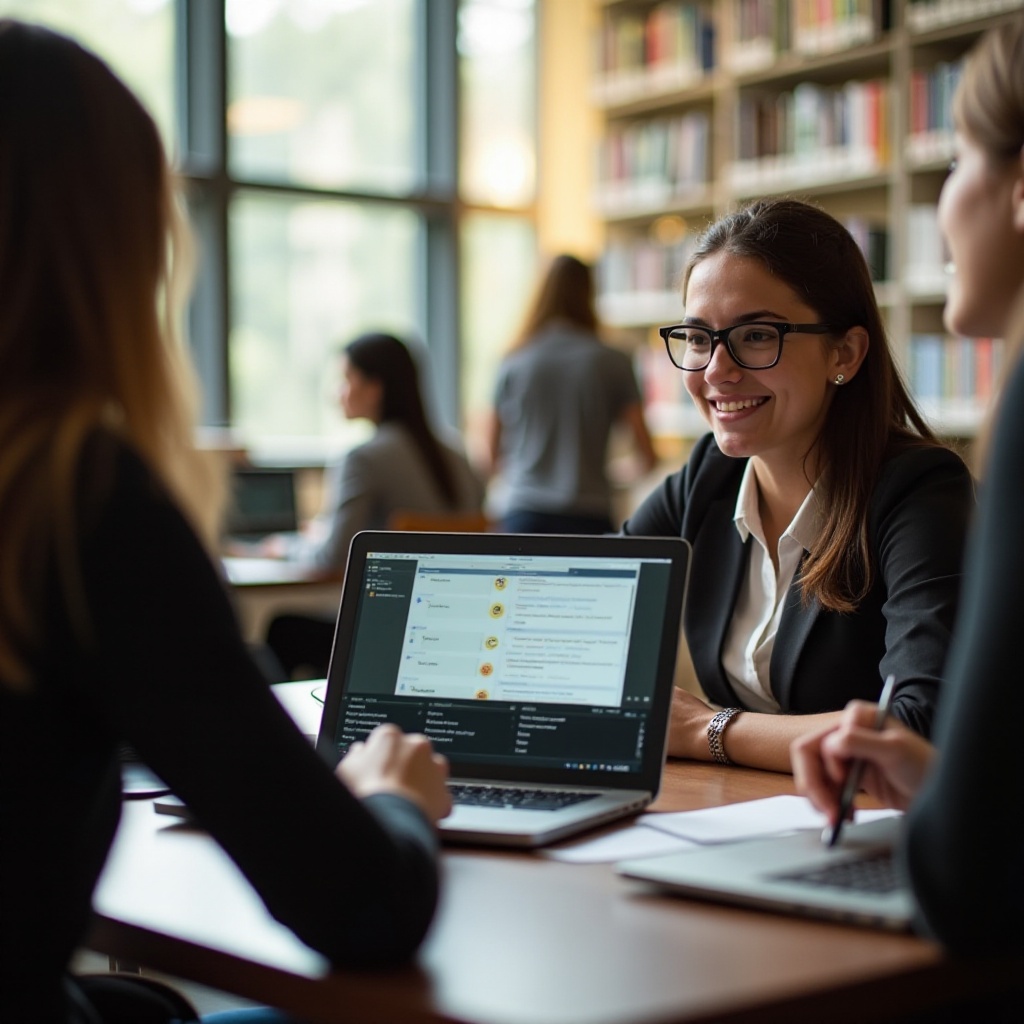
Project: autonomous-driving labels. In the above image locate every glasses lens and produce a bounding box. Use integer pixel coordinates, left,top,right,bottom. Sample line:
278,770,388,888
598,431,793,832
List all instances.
667,326,713,369
729,323,782,368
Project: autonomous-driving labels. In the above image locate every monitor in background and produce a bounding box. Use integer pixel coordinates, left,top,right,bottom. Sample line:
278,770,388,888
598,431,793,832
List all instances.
226,467,299,541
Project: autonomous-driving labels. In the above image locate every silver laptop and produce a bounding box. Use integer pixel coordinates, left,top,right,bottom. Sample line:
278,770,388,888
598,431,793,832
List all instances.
316,530,692,848
617,815,914,930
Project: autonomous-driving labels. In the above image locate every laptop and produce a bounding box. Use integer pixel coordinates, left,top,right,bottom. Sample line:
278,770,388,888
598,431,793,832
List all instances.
225,467,299,541
316,530,692,848
617,815,914,930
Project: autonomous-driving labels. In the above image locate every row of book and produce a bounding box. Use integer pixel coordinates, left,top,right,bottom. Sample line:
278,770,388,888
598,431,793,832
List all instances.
730,78,891,191
730,0,889,70
593,2,715,106
595,112,711,215
905,0,1022,33
908,334,1005,405
906,58,963,164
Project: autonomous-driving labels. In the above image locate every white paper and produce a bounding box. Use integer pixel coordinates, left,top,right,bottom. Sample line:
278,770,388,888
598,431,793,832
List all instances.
542,824,697,863
641,795,830,844
641,795,900,844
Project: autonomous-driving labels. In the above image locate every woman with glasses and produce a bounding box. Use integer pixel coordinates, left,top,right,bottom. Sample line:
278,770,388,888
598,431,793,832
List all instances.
622,198,975,773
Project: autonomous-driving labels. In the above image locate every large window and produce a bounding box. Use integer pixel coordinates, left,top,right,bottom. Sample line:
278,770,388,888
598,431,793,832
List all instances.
3,0,538,462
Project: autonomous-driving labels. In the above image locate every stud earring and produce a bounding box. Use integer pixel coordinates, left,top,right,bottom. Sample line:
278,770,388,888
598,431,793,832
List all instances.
834,373,846,385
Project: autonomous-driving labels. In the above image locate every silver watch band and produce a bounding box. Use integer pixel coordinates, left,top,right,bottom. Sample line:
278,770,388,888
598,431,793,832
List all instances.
707,707,741,765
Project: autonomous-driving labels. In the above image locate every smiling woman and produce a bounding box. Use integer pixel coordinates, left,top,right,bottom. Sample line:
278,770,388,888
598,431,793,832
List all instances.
623,198,976,775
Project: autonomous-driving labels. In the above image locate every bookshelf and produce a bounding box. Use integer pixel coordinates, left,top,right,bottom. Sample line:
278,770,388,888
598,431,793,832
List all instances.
591,0,1021,450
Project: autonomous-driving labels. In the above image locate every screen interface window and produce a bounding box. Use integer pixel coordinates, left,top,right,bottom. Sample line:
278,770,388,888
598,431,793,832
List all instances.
332,552,673,773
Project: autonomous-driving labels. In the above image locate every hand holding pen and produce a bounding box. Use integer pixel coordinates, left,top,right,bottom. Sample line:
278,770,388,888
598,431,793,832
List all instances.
823,674,897,847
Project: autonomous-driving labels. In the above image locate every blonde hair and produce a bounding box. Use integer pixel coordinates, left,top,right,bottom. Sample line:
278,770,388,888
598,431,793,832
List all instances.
954,14,1024,473
0,20,224,690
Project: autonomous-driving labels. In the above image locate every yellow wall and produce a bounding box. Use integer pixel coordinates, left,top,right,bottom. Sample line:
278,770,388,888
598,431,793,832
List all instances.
536,0,603,261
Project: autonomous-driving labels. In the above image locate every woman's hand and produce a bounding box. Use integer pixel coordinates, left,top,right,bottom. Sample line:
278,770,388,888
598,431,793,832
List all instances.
666,687,718,759
791,700,935,824
337,723,453,824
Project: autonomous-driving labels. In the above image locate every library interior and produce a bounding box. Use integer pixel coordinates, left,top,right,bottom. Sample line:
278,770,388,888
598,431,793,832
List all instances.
2,1,1022,1022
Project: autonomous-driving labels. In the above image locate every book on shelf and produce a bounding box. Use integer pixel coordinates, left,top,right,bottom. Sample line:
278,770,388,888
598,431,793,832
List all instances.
908,333,1005,428
728,77,890,193
904,204,948,295
594,2,715,106
727,0,890,71
844,217,889,283
595,112,710,215
906,58,963,165
597,234,695,325
905,0,1022,34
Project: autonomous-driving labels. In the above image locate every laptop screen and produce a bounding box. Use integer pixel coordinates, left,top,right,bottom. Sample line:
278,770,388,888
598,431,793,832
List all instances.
318,532,690,787
225,468,299,539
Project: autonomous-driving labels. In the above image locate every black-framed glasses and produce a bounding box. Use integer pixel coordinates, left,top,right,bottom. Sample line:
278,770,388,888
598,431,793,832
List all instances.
659,321,837,371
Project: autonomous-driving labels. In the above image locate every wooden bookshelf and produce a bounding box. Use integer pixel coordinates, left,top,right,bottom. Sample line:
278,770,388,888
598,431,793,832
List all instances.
592,0,1023,443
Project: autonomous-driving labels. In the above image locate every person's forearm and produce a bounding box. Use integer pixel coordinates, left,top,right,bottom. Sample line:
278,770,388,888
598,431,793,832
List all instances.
719,709,845,774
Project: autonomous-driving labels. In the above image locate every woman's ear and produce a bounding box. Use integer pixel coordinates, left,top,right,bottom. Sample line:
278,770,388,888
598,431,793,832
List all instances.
830,326,870,383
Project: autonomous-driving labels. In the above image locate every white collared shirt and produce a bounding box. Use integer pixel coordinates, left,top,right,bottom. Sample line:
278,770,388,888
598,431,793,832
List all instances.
720,461,822,713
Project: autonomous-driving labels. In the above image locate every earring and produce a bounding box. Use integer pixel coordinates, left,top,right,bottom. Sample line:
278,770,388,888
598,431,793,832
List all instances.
834,373,846,385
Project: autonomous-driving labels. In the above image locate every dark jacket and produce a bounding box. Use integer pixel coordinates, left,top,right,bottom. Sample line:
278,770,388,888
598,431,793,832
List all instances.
623,434,975,734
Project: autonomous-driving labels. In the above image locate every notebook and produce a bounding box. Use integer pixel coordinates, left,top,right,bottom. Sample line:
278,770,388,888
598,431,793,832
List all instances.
225,467,299,541
316,530,692,848
617,815,914,930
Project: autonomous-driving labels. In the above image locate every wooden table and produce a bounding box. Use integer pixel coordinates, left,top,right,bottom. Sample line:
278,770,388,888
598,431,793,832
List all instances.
221,557,342,643
89,683,1019,1024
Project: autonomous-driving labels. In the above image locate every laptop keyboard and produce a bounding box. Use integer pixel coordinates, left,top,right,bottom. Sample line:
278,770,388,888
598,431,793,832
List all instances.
773,849,900,894
449,784,599,812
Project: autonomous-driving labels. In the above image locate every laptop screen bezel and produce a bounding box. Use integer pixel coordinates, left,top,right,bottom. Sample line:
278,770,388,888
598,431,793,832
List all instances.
315,530,691,795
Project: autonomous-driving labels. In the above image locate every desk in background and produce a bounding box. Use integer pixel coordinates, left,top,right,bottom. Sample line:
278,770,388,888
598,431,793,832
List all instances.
222,557,342,644
90,682,1019,1024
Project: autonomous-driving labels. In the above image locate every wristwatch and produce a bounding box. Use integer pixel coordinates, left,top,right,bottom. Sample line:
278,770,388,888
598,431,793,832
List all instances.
707,707,741,765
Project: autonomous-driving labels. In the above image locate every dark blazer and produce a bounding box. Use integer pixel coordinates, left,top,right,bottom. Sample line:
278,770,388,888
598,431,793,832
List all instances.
623,434,976,736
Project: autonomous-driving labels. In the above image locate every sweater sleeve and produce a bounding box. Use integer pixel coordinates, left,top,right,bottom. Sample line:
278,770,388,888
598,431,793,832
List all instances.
905,360,1024,954
81,448,440,967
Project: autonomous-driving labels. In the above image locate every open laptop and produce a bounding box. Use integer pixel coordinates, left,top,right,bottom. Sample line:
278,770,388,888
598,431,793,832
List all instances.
225,467,299,542
617,815,914,930
316,530,692,848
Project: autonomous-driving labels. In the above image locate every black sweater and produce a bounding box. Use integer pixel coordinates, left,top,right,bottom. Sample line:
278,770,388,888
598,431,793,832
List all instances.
0,437,440,1023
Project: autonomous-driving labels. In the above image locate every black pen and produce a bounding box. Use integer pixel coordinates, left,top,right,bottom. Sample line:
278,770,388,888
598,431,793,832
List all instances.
824,673,897,848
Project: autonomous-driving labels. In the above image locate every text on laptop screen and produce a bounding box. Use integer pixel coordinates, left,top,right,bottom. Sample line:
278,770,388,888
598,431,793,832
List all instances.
327,550,676,774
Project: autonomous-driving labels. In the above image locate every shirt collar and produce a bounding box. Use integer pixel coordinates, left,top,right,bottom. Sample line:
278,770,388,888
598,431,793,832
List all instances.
733,460,822,552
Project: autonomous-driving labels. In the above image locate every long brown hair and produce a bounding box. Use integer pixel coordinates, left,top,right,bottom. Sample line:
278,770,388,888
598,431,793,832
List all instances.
344,333,460,506
682,198,945,613
0,20,223,690
508,253,599,351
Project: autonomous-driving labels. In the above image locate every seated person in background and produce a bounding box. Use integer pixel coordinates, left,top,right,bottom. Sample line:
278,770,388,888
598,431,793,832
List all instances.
622,198,976,773
484,253,658,535
259,331,483,575
262,331,484,678
793,14,1024,961
0,21,450,1023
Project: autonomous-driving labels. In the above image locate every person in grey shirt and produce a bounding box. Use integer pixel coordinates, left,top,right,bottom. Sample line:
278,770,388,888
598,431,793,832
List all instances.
486,254,657,534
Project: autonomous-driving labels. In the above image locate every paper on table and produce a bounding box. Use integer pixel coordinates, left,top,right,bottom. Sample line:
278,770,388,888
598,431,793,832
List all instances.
542,824,697,864
641,795,899,844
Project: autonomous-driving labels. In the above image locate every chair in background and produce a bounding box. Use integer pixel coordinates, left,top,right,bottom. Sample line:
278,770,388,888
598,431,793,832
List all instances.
386,509,492,532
